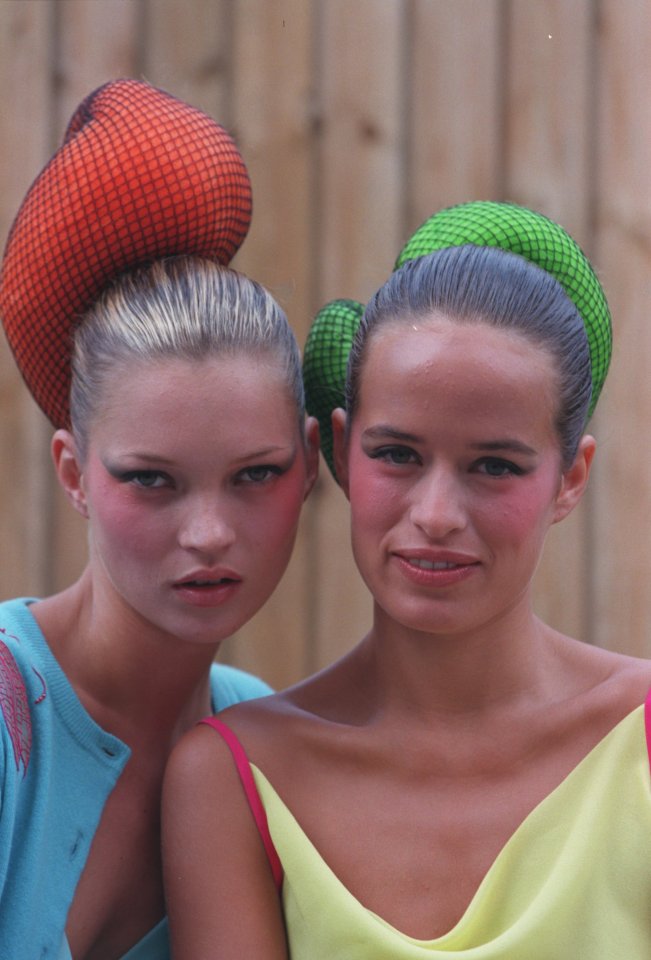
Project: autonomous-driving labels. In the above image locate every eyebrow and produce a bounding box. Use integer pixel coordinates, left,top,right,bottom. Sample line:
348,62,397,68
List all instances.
106,443,297,466
468,440,538,457
233,443,297,464
361,425,422,443
361,426,538,457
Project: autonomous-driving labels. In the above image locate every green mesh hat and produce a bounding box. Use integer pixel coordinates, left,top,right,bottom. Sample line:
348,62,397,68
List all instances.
303,200,612,479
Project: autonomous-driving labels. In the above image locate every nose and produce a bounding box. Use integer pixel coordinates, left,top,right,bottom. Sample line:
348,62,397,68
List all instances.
408,466,467,540
177,495,237,556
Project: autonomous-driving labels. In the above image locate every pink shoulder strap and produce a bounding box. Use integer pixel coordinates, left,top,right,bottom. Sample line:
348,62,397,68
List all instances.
199,716,283,892
644,687,651,775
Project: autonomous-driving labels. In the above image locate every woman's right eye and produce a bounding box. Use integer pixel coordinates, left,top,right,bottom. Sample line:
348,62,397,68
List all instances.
120,470,170,489
369,445,419,466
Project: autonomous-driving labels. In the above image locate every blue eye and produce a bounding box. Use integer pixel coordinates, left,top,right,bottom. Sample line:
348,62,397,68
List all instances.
237,465,283,485
120,470,170,489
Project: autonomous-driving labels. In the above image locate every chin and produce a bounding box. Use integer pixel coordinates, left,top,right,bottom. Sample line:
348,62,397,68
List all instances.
379,597,480,639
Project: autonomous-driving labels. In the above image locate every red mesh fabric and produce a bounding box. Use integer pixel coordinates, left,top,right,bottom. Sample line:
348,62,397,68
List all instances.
0,78,252,427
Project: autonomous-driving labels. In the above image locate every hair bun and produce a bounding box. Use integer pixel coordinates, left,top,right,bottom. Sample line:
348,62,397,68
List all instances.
304,299,364,476
305,201,613,483
397,201,612,417
0,78,252,427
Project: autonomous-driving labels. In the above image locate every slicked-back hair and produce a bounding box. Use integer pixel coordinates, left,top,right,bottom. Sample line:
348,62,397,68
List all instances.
346,245,592,467
70,256,304,457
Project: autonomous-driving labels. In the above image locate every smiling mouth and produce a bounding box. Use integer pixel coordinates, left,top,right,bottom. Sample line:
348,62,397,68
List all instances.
407,559,466,571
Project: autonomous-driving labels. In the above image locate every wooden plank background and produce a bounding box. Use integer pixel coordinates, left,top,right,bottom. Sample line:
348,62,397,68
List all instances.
1,0,650,689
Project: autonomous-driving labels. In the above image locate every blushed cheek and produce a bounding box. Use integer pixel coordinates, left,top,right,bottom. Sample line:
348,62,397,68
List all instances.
482,481,557,545
349,465,398,532
259,475,308,549
92,485,163,561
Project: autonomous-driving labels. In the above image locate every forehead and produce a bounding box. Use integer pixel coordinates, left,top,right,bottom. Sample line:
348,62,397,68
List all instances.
357,315,559,437
92,352,297,440
363,313,557,385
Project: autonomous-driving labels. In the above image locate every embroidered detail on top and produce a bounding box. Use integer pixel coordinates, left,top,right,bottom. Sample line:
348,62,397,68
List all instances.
0,632,32,776
32,667,47,704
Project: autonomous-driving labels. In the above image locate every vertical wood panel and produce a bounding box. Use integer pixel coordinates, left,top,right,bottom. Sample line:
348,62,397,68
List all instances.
142,0,231,123
48,0,143,594
592,0,651,655
0,1,54,600
505,0,595,641
505,0,594,234
0,0,650,678
211,0,317,687
229,0,314,341
408,0,503,227
318,0,407,302
311,0,407,672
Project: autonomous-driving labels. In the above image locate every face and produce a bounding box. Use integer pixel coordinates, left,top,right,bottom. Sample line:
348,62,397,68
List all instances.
333,315,592,639
57,353,318,647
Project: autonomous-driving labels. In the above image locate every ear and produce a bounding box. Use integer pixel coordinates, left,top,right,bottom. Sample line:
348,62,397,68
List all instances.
552,434,596,524
331,408,350,497
51,429,89,519
303,416,320,500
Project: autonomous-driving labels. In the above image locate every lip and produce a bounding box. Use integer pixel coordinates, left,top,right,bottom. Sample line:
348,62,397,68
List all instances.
172,569,242,608
393,549,480,588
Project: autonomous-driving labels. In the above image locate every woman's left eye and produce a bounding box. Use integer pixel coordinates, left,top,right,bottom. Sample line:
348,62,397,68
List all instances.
474,458,524,478
121,470,170,489
237,465,283,485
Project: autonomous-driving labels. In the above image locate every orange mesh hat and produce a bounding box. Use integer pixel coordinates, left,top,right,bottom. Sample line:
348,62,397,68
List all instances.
0,78,252,427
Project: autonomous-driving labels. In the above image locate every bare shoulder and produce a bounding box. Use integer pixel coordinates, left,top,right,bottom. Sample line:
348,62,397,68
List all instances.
163,712,288,958
172,690,320,772
166,696,293,774
164,721,240,805
215,686,313,733
601,648,651,710
163,720,272,872
215,646,366,734
191,651,370,783
564,636,651,724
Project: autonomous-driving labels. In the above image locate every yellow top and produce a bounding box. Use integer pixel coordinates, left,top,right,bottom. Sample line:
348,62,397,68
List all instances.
252,703,651,958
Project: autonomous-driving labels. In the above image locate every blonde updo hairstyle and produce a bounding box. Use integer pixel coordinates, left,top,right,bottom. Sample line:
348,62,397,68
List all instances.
70,256,305,459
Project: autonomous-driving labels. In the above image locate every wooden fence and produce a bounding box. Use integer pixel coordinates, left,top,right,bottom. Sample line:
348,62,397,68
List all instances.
1,0,650,689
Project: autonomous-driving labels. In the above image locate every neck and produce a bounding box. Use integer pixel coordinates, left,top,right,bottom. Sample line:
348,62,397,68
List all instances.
33,569,218,744
360,599,565,722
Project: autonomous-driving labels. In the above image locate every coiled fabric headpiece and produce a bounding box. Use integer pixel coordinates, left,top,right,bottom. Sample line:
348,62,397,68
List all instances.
303,200,612,478
0,78,252,427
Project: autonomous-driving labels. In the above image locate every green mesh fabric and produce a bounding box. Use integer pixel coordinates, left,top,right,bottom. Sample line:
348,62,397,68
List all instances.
396,201,611,417
304,201,612,481
303,299,364,477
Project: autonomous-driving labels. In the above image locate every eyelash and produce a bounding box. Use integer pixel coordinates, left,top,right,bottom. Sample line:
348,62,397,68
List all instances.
368,449,526,478
235,465,284,485
119,470,171,490
474,457,526,478
118,464,286,490
369,445,420,466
